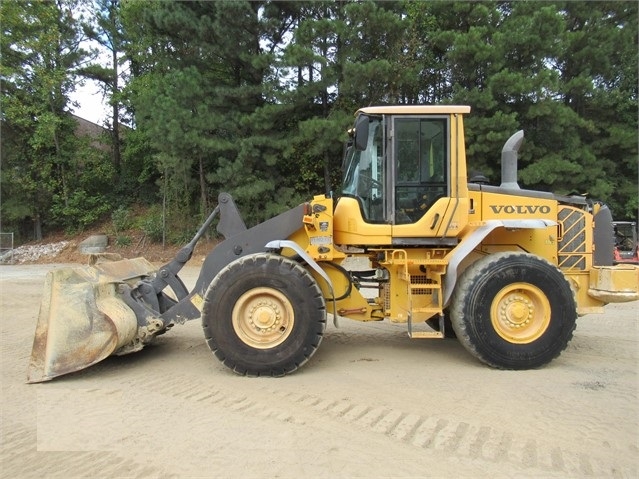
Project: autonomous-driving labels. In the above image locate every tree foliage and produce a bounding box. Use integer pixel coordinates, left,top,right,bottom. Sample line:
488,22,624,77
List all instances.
1,0,114,237
2,0,637,242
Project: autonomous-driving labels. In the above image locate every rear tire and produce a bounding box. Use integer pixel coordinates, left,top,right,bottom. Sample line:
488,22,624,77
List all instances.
202,253,326,376
450,252,576,369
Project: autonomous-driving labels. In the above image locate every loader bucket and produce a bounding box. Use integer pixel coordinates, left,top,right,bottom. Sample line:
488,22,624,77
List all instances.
27,258,157,383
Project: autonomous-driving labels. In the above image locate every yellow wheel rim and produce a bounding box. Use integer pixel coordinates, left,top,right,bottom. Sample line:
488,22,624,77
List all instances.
232,287,294,349
490,283,551,344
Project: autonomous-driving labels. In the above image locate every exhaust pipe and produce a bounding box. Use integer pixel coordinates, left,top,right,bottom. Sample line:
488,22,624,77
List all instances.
500,130,524,190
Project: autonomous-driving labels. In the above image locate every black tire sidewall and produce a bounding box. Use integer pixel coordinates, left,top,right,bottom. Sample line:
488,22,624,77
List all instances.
452,253,576,369
202,254,326,376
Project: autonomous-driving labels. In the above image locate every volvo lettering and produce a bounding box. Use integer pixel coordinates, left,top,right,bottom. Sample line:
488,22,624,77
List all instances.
489,205,552,215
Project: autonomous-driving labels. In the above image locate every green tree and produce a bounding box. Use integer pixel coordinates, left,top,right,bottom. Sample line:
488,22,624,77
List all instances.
5,0,634,241
81,0,126,173
277,1,410,201
555,1,638,218
402,1,518,178
1,0,113,238
403,0,637,219
276,1,347,199
490,2,586,193
123,1,269,227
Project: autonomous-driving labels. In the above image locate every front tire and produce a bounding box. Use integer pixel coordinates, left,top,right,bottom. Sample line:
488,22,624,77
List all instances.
450,252,577,369
202,253,326,376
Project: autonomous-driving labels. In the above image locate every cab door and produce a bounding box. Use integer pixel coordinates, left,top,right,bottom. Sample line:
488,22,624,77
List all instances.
391,114,467,244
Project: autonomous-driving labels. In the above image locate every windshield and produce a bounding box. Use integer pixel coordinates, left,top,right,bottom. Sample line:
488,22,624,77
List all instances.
341,116,385,223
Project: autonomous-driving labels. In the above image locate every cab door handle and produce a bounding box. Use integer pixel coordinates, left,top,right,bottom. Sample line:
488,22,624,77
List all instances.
430,213,440,230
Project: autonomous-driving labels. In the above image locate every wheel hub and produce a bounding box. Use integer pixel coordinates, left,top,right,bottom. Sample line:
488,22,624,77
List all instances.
233,287,294,349
250,300,283,331
491,284,551,344
501,295,533,327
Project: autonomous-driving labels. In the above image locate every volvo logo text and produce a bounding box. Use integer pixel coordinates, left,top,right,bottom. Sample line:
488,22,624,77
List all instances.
489,205,551,214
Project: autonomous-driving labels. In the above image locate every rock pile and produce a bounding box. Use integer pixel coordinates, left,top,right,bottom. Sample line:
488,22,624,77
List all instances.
0,241,70,264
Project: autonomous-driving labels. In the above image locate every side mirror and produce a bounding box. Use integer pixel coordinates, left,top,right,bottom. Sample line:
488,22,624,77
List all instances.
354,115,369,151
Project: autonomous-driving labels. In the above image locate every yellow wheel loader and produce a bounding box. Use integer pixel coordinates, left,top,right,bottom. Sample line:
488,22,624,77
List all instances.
27,105,639,382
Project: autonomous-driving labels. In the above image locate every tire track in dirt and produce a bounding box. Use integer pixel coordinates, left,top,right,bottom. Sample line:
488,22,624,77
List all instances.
1,419,180,479
122,372,633,478
270,389,632,477
565,335,638,361
4,266,637,478
108,312,637,475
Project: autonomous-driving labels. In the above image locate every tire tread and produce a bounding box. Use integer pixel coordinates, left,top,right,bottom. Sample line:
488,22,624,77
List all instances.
450,252,577,369
201,253,326,377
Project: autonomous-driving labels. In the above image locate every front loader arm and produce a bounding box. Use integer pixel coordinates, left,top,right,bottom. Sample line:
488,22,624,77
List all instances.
157,194,305,325
137,203,222,316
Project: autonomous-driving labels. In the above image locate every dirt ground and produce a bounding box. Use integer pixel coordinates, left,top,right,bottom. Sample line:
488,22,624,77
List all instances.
1,263,637,478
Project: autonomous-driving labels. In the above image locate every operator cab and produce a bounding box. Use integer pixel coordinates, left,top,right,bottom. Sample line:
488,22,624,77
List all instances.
342,112,448,224
336,105,471,246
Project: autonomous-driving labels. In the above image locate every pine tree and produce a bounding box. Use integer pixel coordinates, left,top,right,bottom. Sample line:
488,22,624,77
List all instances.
122,1,275,230
556,1,638,218
81,0,126,174
1,0,113,238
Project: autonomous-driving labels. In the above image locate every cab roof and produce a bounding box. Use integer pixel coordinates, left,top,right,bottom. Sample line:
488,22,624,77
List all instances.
357,105,471,115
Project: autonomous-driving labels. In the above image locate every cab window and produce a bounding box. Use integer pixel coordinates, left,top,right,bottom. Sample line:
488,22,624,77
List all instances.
342,117,386,223
394,118,448,224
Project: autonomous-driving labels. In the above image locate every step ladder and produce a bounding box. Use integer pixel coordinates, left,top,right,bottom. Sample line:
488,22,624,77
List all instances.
392,250,446,339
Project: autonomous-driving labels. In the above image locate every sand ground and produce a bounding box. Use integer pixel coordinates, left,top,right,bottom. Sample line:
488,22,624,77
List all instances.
1,264,637,478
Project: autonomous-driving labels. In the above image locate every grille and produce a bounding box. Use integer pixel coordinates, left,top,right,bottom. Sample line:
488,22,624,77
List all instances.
411,275,435,295
558,206,586,270
382,283,390,311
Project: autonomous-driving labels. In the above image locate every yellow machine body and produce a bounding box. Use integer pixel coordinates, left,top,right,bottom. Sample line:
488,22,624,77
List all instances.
296,106,638,329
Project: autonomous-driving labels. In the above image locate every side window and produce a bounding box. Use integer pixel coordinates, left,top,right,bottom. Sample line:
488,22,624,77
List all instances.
341,118,386,223
396,120,420,183
357,121,385,222
394,118,448,224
